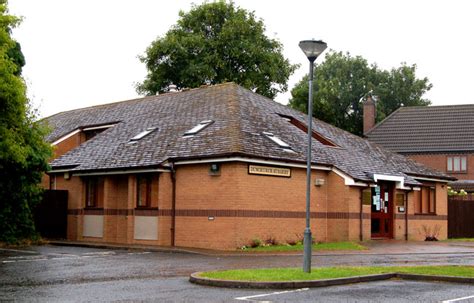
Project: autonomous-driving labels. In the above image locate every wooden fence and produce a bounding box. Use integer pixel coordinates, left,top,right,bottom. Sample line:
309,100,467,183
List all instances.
448,195,474,238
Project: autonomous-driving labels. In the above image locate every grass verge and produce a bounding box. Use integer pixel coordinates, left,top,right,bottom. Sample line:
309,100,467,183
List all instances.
241,241,366,252
199,266,474,281
443,238,474,242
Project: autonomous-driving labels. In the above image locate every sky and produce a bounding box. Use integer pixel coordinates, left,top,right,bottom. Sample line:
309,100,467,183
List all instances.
8,0,474,118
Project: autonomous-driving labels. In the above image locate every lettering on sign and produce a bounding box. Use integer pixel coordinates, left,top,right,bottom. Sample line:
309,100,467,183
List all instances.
248,165,291,178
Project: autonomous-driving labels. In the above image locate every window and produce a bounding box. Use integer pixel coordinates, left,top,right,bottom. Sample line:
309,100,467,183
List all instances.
129,127,157,142
414,185,436,214
136,174,152,208
184,120,214,136
82,124,116,142
262,132,295,153
447,156,467,173
85,177,104,208
277,114,338,147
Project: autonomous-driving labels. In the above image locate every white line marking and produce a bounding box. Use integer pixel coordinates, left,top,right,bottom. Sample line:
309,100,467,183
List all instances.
442,295,474,303
235,288,309,302
82,251,115,255
0,248,37,254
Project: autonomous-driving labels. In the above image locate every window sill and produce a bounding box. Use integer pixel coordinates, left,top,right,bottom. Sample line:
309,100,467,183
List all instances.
135,207,158,210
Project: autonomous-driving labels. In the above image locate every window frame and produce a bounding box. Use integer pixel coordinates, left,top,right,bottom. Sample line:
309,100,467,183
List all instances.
262,132,295,153
136,174,153,208
447,156,467,173
183,120,214,136
85,177,103,208
414,185,436,215
129,127,157,143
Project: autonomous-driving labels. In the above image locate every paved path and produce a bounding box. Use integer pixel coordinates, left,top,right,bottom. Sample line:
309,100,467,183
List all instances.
1,241,474,302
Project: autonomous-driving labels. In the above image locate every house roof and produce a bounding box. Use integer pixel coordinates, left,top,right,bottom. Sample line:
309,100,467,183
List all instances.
449,180,474,193
46,83,454,184
366,104,474,153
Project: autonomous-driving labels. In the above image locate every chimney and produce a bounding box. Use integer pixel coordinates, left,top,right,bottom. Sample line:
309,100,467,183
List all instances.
363,93,376,135
168,84,178,93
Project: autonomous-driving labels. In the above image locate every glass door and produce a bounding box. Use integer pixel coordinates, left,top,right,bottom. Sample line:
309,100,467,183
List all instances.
371,183,394,238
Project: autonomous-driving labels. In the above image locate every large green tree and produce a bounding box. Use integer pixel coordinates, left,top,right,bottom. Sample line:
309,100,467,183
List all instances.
137,1,297,99
289,51,432,135
0,0,51,243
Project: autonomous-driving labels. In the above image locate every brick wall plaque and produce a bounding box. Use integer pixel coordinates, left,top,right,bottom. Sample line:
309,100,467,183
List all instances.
248,165,291,178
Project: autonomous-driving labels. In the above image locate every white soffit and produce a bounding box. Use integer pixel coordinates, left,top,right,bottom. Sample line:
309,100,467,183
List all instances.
373,174,405,189
331,168,367,187
173,157,331,171
51,129,81,146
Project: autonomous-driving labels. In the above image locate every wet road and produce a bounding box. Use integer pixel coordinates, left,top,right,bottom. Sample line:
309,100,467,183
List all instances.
1,243,474,302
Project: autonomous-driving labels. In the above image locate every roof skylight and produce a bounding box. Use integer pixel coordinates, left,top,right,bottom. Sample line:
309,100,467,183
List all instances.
262,132,291,149
184,120,214,136
129,127,157,142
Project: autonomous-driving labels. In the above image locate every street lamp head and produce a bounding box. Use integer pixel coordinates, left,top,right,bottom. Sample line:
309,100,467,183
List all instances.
299,39,327,61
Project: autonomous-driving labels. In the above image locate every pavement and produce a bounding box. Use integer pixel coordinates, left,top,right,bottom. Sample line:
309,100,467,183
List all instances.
1,240,474,302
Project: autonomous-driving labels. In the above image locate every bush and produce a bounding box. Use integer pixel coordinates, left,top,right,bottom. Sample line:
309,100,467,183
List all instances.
250,238,262,248
264,236,278,246
422,225,441,241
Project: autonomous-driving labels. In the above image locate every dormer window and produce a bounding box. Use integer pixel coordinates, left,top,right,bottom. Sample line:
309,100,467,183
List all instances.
277,113,339,148
129,127,157,142
184,120,214,136
262,132,293,151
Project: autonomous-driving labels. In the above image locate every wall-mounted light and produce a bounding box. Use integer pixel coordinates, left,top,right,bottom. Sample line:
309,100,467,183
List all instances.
64,172,70,180
209,163,221,176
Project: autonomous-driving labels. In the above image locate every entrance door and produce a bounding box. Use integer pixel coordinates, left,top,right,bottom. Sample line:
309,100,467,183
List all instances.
371,183,393,238
34,190,68,239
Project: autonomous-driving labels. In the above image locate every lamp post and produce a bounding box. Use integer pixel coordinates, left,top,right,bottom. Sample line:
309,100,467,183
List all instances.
299,39,327,273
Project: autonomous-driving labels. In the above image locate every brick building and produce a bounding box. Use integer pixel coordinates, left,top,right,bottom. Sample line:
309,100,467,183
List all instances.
44,83,453,250
364,103,474,192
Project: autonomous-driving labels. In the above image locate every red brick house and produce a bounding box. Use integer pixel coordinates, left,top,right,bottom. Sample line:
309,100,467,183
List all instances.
43,83,454,250
364,103,473,193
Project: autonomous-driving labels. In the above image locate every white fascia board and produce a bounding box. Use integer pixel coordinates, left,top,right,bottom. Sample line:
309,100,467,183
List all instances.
172,157,331,171
46,169,72,174
51,124,116,146
49,168,171,176
82,124,116,131
51,129,81,146
373,174,405,189
410,176,451,183
331,168,368,187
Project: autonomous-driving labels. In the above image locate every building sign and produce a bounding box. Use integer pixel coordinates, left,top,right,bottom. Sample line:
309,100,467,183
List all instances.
248,165,291,178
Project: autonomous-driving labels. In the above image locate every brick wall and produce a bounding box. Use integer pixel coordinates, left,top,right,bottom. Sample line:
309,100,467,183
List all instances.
393,183,448,241
408,153,474,181
53,132,83,159
53,161,448,250
173,162,365,250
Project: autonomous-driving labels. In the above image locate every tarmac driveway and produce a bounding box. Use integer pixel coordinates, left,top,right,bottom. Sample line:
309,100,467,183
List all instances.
1,241,474,302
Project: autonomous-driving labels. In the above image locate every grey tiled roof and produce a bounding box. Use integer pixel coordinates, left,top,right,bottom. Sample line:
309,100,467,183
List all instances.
366,105,474,153
46,83,453,184
449,180,474,192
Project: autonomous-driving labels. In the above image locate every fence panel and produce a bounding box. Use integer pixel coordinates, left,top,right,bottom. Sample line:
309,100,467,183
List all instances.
448,196,474,238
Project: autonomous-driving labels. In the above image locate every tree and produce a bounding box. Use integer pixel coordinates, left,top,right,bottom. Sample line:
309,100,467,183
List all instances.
0,0,51,243
288,51,432,135
137,1,297,99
